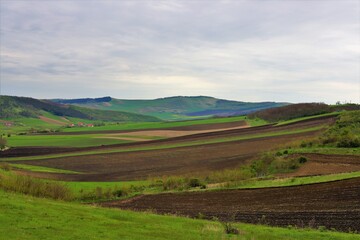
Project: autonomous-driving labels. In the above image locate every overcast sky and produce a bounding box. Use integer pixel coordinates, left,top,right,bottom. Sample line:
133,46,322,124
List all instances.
0,0,359,103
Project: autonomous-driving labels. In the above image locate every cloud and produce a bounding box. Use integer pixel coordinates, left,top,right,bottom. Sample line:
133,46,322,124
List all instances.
0,0,359,104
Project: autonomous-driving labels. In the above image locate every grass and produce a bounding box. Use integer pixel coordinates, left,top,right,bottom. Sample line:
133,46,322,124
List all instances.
6,134,133,147
1,125,324,161
289,147,360,155
276,112,340,126
62,115,251,133
9,164,80,174
0,190,358,240
227,172,360,190
65,180,150,192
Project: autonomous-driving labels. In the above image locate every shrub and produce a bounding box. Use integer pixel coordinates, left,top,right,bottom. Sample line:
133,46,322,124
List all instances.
0,163,12,171
0,137,7,150
298,156,308,164
188,178,202,188
222,222,239,235
0,173,73,200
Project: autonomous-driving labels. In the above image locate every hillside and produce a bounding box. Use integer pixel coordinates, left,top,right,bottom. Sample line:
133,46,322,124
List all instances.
53,96,288,120
248,103,360,122
0,96,160,122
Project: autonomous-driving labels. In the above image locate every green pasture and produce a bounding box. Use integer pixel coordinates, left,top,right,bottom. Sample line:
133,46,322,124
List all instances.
6,134,134,147
276,112,339,126
227,172,360,190
9,164,80,174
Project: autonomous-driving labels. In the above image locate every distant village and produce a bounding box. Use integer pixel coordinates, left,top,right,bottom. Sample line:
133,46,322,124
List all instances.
67,122,94,128
2,121,94,128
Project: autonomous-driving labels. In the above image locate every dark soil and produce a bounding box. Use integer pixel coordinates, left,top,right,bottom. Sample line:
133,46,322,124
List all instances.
101,178,360,232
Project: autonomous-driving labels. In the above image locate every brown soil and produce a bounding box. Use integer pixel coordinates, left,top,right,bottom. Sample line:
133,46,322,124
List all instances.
106,124,249,139
279,153,360,177
14,131,321,181
101,177,360,232
39,116,67,126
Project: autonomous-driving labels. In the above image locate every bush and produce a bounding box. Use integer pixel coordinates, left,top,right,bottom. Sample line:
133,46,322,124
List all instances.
0,137,7,150
222,222,239,235
0,173,73,200
298,156,308,164
188,178,202,188
0,163,12,171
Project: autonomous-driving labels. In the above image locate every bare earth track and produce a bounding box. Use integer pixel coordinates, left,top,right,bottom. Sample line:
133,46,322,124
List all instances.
102,177,360,232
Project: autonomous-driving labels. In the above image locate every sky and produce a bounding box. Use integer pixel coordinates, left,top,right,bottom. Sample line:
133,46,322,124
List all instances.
0,0,359,104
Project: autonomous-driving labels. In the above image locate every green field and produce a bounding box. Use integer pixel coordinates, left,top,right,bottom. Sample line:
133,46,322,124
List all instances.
9,164,80,174
0,190,357,240
6,134,133,147
226,172,360,190
276,112,340,126
61,115,251,133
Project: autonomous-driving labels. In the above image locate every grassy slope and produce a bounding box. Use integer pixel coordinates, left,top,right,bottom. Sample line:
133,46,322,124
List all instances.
63,96,287,120
0,190,357,240
9,164,80,174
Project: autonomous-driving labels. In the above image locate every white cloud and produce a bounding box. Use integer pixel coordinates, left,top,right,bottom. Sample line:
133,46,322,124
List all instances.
0,0,359,103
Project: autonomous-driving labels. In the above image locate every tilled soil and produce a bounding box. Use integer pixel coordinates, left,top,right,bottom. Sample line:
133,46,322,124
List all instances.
280,153,360,177
101,178,360,232
13,131,321,181
1,115,334,158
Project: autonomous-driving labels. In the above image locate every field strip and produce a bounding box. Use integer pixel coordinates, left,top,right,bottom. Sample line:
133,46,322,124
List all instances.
9,164,81,174
1,126,323,161
209,172,360,190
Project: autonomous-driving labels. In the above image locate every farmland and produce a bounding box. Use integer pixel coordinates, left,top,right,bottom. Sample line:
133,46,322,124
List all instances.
1,109,359,238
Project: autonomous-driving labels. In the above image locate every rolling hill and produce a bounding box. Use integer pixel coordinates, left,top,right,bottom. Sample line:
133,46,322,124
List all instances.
52,96,289,120
0,96,160,123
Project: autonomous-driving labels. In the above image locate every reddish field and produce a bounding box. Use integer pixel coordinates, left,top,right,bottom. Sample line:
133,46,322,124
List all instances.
102,178,360,232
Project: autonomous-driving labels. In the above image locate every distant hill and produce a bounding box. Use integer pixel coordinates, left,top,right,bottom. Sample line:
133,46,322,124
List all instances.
0,96,160,122
248,102,360,122
52,96,289,120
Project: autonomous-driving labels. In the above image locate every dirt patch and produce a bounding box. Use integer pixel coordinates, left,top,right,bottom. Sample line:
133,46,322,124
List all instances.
39,116,67,126
101,178,360,232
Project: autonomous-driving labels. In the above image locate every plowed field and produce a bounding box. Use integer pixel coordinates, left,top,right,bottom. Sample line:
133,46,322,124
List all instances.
102,178,360,232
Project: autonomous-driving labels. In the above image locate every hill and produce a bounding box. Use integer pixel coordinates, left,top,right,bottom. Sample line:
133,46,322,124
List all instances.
0,96,160,123
248,102,360,122
53,96,289,120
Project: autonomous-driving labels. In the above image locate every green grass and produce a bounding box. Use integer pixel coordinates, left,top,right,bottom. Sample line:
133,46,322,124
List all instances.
289,147,360,155
9,164,80,174
65,180,150,192
2,125,323,161
230,172,360,190
62,115,250,133
0,190,357,240
276,112,340,126
6,134,133,147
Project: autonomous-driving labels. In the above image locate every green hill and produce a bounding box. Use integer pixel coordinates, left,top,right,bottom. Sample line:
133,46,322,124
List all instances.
53,96,288,120
0,96,160,123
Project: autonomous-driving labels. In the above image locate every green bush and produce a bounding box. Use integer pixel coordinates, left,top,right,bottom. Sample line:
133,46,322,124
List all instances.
298,156,308,164
0,173,73,200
